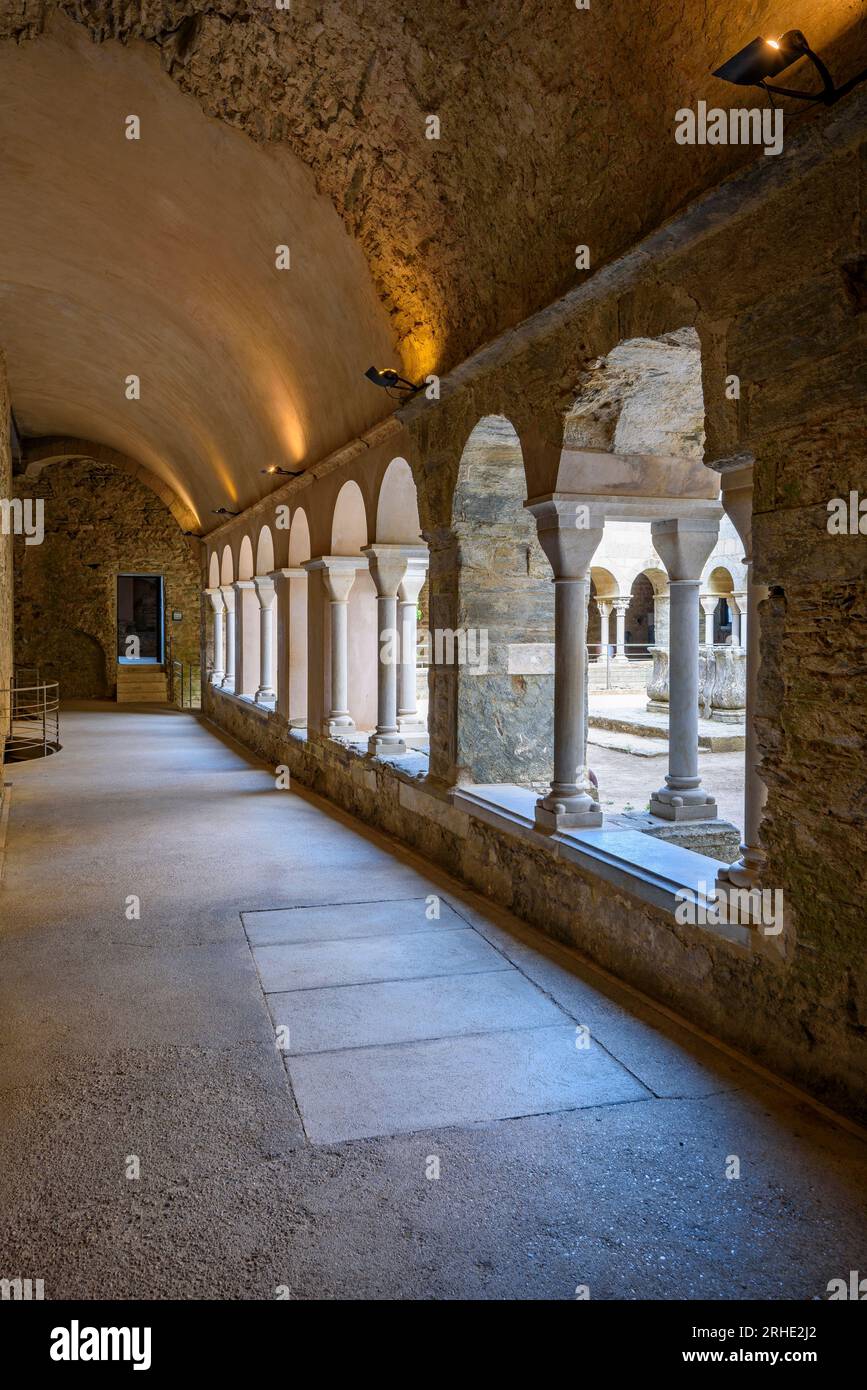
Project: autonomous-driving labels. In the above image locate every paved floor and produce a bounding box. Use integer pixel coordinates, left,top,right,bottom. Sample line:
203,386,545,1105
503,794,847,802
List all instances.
0,703,864,1299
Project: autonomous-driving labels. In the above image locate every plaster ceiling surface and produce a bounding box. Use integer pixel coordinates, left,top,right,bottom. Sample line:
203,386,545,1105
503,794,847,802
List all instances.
0,1,864,525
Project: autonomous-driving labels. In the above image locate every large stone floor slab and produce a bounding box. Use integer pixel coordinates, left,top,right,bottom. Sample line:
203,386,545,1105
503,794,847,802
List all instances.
252,926,506,992
268,967,567,1054
242,895,466,946
1,704,865,1300
288,1025,649,1142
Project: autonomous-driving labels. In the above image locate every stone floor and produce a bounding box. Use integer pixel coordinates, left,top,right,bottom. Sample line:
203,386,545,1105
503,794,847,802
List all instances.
0,702,864,1299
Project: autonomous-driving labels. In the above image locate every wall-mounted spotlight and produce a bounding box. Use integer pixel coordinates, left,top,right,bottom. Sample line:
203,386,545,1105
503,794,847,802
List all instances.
182,530,201,537
364,366,422,399
713,30,867,105
212,507,240,517
260,465,304,477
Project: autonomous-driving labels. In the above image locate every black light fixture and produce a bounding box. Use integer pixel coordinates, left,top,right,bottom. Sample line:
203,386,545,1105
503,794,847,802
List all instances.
212,507,240,517
713,30,867,105
182,530,201,537
364,365,422,398
260,465,304,477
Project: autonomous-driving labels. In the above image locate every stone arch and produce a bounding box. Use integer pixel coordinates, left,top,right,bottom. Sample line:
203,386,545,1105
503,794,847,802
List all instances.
219,545,234,586
208,551,220,588
237,535,255,581
256,525,275,576
375,458,421,542
331,480,368,555
445,414,554,785
284,508,311,727
287,508,311,567
21,437,199,533
330,480,376,730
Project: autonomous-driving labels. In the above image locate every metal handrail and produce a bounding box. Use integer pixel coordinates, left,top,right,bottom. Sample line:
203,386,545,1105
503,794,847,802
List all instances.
5,679,61,760
172,660,201,711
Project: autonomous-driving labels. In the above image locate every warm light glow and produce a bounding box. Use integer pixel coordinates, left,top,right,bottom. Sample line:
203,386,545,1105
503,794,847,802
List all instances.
766,38,780,49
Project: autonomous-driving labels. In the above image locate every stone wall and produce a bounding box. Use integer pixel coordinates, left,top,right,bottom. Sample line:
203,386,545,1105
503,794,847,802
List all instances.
202,97,867,1123
13,459,200,697
0,354,11,805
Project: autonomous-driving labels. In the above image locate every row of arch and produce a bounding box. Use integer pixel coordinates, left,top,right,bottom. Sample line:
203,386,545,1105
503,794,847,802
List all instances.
208,458,421,589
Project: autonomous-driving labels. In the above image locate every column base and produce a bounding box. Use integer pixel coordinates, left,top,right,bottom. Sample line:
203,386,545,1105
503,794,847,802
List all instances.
709,708,746,724
368,732,407,756
255,688,276,705
210,671,225,686
649,790,718,822
646,699,669,714
323,716,355,738
397,717,427,734
535,797,603,833
220,677,235,692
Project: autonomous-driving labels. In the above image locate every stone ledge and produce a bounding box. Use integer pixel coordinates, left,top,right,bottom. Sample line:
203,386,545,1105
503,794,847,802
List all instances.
452,784,750,946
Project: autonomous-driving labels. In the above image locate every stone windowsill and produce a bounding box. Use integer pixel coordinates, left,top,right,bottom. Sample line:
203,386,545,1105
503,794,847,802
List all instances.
207,682,747,945
452,783,751,947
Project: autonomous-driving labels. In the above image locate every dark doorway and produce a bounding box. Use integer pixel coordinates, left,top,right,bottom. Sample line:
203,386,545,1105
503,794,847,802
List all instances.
116,574,164,663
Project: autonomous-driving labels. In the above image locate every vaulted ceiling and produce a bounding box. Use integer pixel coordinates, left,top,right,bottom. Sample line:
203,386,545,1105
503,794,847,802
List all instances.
0,1,863,525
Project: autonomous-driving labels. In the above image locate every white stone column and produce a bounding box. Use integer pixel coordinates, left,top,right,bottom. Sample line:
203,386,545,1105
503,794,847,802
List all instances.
653,591,670,646
220,585,235,690
205,588,225,685
362,545,406,755
316,558,358,736
649,517,721,821
700,594,717,646
253,575,276,704
612,597,630,663
526,498,604,832
397,556,429,733
730,591,745,648
233,579,259,699
596,598,613,660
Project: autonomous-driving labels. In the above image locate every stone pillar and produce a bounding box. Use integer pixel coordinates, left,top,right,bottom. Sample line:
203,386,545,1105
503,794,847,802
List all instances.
232,579,260,699
271,567,308,726
653,591,670,646
397,556,429,733
649,517,720,821
700,594,717,646
731,591,746,648
596,598,613,660
220,585,235,690
526,498,604,832
612,597,630,663
304,558,359,736
253,575,276,704
205,588,225,685
708,458,767,891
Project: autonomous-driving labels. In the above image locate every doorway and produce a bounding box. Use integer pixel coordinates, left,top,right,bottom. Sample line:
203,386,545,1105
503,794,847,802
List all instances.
116,574,164,663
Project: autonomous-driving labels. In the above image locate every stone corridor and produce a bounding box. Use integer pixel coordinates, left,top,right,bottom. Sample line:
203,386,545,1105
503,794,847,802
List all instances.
1,704,865,1300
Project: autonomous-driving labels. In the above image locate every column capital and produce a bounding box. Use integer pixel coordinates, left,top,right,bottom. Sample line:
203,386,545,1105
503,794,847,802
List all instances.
253,574,276,607
220,584,236,611
730,590,747,613
361,543,427,598
706,455,754,561
525,495,604,579
232,578,256,592
699,593,719,615
612,597,631,615
205,587,225,612
269,567,307,585
596,597,613,617
651,516,721,581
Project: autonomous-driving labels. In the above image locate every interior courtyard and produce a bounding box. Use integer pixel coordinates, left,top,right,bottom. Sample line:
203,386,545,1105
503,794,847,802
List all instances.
0,2,866,1307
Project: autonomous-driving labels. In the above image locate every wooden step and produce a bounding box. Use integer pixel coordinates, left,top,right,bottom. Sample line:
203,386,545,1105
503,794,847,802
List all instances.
116,665,167,703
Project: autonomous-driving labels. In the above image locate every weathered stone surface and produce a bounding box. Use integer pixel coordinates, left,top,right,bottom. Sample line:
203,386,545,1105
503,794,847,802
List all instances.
13,459,200,697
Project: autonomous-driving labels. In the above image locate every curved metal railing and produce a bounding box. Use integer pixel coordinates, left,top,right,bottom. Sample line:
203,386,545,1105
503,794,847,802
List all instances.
6,678,61,760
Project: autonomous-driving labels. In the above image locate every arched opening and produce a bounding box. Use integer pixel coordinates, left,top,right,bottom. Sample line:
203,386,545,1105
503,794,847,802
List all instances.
284,509,311,727
256,526,275,578
330,480,376,734
220,545,234,587
208,552,220,589
450,415,553,785
234,535,259,699
375,458,429,739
